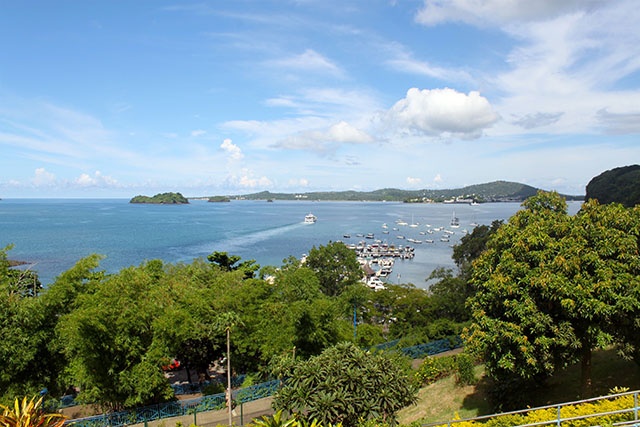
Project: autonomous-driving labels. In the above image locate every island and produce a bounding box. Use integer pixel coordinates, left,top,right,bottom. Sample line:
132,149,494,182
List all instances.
208,196,231,203
129,192,189,204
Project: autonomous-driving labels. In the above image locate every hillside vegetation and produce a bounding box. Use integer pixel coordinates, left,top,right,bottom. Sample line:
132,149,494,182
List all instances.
231,181,582,202
130,192,189,204
585,164,640,207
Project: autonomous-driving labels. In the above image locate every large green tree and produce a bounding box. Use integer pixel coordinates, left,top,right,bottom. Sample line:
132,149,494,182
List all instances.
304,242,362,297
56,261,175,410
465,192,640,407
273,342,417,427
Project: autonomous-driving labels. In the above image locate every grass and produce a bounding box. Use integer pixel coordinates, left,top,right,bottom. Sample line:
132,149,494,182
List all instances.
397,349,640,426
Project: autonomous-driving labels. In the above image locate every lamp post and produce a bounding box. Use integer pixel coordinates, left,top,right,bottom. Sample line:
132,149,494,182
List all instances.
226,325,232,427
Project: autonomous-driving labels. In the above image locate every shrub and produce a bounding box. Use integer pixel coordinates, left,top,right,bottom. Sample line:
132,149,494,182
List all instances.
454,353,476,386
415,355,456,385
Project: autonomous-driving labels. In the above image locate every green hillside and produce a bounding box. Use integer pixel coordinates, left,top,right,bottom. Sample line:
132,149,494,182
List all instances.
585,164,640,207
231,181,582,203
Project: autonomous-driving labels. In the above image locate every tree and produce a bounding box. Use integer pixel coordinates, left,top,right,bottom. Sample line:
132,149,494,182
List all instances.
304,242,362,296
273,342,417,427
57,261,175,410
207,251,259,279
465,192,640,407
452,220,503,278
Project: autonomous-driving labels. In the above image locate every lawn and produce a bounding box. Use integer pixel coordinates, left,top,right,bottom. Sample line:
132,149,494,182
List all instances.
397,349,640,426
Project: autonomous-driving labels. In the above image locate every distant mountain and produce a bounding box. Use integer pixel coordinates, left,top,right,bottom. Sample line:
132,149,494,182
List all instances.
585,165,640,207
231,181,583,203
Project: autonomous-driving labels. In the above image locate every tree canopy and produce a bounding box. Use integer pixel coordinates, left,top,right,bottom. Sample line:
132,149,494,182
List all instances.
585,164,640,207
304,242,362,297
465,191,640,407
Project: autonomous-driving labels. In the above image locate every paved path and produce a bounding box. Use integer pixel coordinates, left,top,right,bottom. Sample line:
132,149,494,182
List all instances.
131,397,275,427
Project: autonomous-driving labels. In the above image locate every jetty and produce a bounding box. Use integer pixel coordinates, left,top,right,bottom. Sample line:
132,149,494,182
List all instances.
345,240,415,260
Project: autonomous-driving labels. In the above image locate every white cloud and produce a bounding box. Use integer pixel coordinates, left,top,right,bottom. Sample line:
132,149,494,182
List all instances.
32,168,56,186
224,169,273,189
288,178,309,187
268,49,344,77
275,121,372,152
386,87,498,138
74,171,119,187
433,174,443,184
220,138,244,160
415,0,605,27
406,176,422,186
191,129,207,137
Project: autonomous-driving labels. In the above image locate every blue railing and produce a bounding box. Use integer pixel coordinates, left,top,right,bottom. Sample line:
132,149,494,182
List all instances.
67,380,281,427
399,336,463,359
66,337,458,427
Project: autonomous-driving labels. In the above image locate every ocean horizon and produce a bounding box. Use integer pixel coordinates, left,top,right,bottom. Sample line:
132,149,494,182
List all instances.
0,198,583,287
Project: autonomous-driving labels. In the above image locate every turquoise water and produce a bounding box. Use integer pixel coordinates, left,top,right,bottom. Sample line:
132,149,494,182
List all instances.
0,199,583,287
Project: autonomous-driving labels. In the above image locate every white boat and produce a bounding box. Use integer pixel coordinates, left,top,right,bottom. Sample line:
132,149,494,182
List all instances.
304,213,317,224
450,211,460,228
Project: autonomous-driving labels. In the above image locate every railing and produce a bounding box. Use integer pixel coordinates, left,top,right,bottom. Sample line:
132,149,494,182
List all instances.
67,380,281,427
399,336,462,359
423,390,640,427
66,337,460,427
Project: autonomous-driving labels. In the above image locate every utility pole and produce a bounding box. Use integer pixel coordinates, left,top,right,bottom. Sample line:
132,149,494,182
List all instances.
227,325,232,427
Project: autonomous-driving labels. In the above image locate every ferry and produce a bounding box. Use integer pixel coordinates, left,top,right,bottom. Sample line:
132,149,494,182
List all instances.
304,213,317,224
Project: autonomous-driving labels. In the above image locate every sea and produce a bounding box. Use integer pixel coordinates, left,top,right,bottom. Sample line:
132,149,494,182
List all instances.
0,198,583,288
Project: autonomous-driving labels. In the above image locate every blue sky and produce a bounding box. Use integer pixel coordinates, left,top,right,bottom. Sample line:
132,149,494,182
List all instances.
1,0,639,198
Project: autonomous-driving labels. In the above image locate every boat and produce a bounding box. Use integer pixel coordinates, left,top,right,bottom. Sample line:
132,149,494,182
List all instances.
304,213,317,224
450,211,460,228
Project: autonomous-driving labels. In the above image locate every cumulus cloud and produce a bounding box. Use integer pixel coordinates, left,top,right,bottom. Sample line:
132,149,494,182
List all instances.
220,138,244,160
406,176,422,186
32,168,56,186
74,171,118,187
288,178,310,187
386,87,498,138
275,121,373,151
433,174,443,184
224,168,272,189
415,0,606,27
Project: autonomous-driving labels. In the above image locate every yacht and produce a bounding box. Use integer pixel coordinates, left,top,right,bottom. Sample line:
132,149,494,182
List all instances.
450,211,460,228
304,213,317,224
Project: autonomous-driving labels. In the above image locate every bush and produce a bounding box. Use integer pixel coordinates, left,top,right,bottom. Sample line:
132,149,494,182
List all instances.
415,356,456,385
454,353,476,386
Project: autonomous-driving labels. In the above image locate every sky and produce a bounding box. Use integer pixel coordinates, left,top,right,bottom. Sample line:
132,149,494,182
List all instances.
1,0,639,198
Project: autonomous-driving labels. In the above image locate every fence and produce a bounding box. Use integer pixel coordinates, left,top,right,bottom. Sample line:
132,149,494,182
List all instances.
423,390,640,427
67,380,281,427
66,337,461,427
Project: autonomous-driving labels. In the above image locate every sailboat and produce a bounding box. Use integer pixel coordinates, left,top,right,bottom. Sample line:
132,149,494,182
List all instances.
450,211,460,228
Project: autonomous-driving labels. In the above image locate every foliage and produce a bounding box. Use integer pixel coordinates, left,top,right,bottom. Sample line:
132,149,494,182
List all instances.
304,242,362,297
56,261,176,410
434,393,638,427
274,342,417,427
464,191,640,407
452,221,503,277
415,356,457,385
207,251,259,279
454,353,476,386
585,164,640,207
129,192,189,204
238,181,577,203
0,395,66,427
